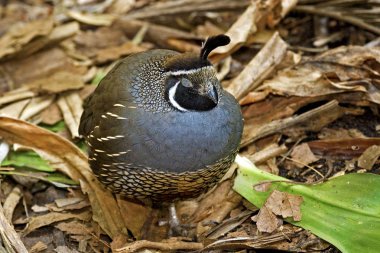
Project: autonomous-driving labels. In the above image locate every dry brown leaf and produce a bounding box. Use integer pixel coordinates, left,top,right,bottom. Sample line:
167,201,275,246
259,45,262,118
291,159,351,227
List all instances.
0,18,54,60
0,99,31,119
46,199,90,212
122,0,248,21
27,71,84,94
0,117,127,238
265,190,303,221
166,38,200,53
95,42,152,64
290,143,318,168
358,145,380,170
239,90,270,105
193,180,242,236
262,46,380,104
55,198,83,208
57,92,83,138
55,221,93,235
116,197,151,239
209,3,257,62
210,0,294,63
215,56,231,81
23,211,91,236
0,89,35,107
22,96,55,121
3,186,22,223
0,47,87,91
106,0,136,14
29,241,47,253
0,95,55,121
73,27,127,53
254,206,280,233
40,103,63,125
67,10,116,26
114,19,198,49
316,46,380,66
195,21,225,37
254,182,272,192
31,205,49,213
54,246,80,253
12,22,80,59
226,32,288,99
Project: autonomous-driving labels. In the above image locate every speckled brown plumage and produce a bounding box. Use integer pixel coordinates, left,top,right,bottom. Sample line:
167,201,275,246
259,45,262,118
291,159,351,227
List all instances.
79,37,243,202
94,151,237,201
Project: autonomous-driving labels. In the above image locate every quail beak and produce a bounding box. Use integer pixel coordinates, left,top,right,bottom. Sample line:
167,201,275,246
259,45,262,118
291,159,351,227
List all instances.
205,87,218,104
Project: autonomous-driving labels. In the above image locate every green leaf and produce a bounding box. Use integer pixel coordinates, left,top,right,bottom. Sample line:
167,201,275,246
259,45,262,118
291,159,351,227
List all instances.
39,121,66,133
91,71,106,85
2,151,55,172
0,170,78,188
233,155,380,253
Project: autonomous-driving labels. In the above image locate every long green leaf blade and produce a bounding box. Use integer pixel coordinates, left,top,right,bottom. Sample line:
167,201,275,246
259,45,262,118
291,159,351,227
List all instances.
233,156,380,253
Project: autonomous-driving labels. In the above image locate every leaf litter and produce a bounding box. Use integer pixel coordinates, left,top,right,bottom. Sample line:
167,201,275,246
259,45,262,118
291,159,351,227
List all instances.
0,0,379,252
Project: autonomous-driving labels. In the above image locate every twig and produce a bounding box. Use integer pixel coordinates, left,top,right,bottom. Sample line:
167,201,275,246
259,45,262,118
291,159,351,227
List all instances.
0,204,28,253
280,155,325,179
242,100,340,147
115,239,203,252
294,5,380,35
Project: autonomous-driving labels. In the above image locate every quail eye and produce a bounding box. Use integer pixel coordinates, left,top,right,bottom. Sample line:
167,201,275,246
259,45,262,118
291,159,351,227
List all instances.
181,78,193,88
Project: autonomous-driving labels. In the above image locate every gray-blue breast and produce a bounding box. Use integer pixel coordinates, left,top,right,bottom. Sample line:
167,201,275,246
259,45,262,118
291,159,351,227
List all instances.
79,35,243,201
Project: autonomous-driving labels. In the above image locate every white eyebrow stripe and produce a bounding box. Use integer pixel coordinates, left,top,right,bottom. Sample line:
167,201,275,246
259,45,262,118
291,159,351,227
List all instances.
168,81,188,112
167,66,213,76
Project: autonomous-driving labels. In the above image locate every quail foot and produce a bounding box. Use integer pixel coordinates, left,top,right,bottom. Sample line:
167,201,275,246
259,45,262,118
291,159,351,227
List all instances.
79,34,243,236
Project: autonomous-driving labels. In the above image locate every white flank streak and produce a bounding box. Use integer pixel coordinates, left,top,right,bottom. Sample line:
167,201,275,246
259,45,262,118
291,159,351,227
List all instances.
169,81,188,112
167,66,213,76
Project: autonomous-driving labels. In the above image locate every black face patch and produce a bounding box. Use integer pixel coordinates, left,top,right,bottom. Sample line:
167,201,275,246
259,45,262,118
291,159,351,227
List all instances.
174,82,218,111
164,76,218,112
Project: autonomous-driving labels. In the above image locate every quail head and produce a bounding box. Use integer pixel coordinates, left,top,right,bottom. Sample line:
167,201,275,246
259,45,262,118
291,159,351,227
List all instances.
79,35,243,201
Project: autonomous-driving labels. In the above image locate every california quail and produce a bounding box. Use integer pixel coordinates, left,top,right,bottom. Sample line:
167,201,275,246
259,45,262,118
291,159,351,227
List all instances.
79,35,243,201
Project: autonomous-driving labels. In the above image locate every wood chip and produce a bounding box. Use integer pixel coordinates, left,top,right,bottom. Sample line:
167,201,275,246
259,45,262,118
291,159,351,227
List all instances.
358,145,380,171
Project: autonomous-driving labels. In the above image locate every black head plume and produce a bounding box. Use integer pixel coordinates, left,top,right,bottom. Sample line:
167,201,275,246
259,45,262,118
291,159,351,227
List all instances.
165,34,230,72
200,34,230,61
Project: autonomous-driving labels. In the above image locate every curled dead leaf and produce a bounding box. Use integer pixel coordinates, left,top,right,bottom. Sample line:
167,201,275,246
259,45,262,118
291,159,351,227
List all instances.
290,143,318,168
0,117,127,238
265,190,303,221
255,205,281,233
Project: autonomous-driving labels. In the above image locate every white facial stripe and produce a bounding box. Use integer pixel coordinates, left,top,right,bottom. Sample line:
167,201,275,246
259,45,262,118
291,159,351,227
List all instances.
167,66,213,76
168,81,188,112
